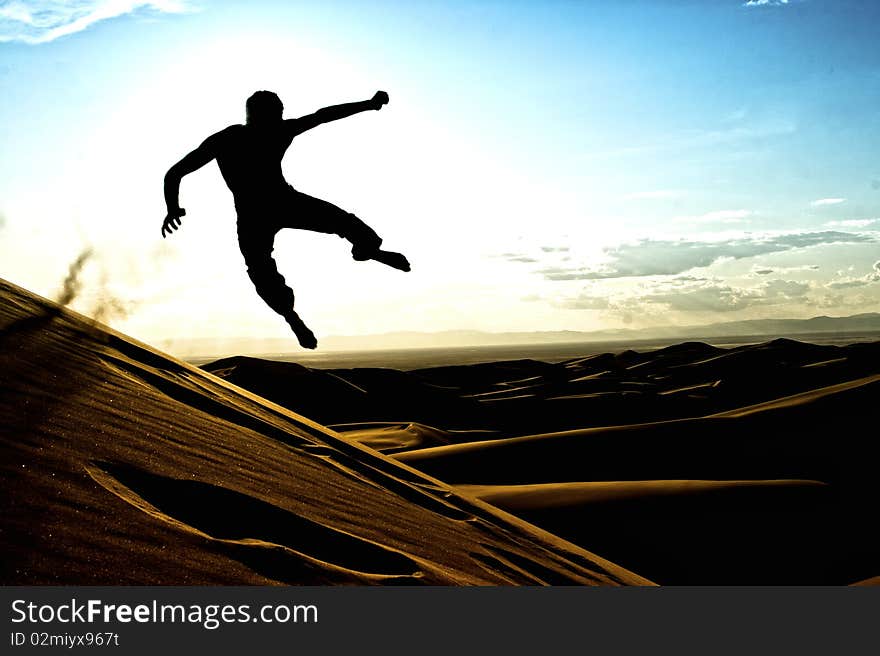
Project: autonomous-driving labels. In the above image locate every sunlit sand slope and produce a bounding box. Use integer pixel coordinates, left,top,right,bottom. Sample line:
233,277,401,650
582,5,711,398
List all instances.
0,279,649,585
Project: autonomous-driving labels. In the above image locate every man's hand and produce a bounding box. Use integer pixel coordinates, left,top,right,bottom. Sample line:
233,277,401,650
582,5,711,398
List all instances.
370,90,389,110
161,208,186,238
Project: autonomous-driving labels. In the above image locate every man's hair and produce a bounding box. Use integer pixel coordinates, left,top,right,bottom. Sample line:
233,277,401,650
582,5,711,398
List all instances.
246,90,284,124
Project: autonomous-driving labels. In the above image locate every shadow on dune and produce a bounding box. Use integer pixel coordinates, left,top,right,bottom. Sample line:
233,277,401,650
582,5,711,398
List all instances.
87,461,425,584
461,480,849,585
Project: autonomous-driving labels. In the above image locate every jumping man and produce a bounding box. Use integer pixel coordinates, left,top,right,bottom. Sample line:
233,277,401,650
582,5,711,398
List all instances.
161,90,409,349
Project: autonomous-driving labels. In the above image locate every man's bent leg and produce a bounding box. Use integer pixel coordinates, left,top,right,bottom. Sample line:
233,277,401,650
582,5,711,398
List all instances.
286,190,383,259
285,190,410,271
238,227,294,314
237,226,317,349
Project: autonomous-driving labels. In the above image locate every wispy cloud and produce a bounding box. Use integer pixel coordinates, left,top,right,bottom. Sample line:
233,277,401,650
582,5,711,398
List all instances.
588,117,797,160
560,292,611,310
636,279,809,313
751,263,820,276
743,0,790,6
494,252,539,263
811,198,847,207
561,277,811,314
824,218,878,228
639,280,810,312
536,231,875,281
494,246,570,264
0,1,190,44
674,209,753,225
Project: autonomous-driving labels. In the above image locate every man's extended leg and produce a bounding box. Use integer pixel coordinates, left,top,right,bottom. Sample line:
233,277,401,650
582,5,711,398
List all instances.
237,225,317,349
286,189,410,271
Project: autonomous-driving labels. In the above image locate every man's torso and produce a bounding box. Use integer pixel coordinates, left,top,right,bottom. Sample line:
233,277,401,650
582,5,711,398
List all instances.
214,124,296,212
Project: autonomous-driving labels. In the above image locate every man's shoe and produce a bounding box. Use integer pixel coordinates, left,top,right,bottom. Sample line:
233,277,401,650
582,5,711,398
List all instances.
285,312,317,349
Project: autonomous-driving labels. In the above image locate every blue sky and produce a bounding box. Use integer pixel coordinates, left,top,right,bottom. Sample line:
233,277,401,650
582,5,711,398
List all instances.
1,0,879,350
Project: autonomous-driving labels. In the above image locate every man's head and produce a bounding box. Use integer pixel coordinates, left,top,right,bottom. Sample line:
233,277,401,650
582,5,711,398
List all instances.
246,90,283,125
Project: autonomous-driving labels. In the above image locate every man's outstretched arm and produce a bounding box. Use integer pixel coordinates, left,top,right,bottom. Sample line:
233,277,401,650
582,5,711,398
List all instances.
162,133,221,238
287,91,389,137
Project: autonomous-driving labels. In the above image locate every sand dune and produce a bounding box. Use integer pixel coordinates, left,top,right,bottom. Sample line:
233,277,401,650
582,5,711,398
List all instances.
393,372,880,485
209,339,880,441
454,479,842,584
202,356,484,430
0,279,648,585
851,576,880,586
456,479,828,510
5,273,877,585
200,332,880,584
325,422,499,454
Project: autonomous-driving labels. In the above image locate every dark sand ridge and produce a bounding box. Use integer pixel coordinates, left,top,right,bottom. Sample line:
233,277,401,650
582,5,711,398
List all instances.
204,339,879,585
204,339,880,442
392,374,879,584
393,372,880,484
0,278,650,585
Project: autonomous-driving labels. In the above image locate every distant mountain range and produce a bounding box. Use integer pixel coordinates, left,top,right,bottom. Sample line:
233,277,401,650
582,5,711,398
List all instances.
161,313,880,358
320,313,880,350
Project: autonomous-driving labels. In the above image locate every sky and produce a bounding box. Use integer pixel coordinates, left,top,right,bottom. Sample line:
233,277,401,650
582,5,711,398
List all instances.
1,0,879,353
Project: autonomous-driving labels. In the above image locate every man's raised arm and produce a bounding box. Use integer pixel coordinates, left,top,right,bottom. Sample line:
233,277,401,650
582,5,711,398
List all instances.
162,133,222,238
287,91,389,137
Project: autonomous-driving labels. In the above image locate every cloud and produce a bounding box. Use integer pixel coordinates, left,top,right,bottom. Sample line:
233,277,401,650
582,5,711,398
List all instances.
650,279,808,311
0,1,190,44
559,277,812,315
701,210,753,222
538,231,875,281
495,247,569,264
560,292,611,310
751,263,820,276
826,261,880,289
495,252,539,263
674,209,753,225
824,219,878,228
540,267,596,281
811,198,847,207
743,0,790,6
635,280,808,313
671,276,710,283
761,279,811,298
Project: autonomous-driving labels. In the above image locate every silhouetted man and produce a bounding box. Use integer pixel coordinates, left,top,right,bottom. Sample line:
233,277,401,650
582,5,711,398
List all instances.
162,90,409,349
